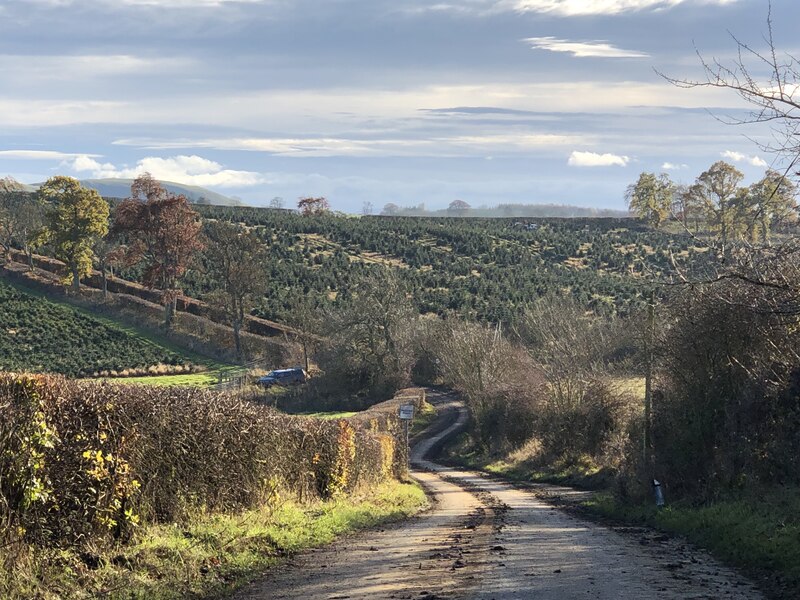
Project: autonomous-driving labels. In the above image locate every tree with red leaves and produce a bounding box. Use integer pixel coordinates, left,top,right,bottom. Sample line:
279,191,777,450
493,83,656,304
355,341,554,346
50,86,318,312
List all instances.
113,173,204,330
297,196,330,216
447,199,471,216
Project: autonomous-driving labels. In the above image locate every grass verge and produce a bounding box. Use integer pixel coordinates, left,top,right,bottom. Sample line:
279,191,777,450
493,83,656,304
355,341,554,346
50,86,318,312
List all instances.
410,398,437,434
581,487,800,598
3,481,428,600
301,411,359,419
442,431,613,489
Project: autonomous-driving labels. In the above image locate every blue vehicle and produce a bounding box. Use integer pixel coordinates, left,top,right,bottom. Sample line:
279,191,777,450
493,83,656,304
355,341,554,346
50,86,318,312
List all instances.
257,367,308,387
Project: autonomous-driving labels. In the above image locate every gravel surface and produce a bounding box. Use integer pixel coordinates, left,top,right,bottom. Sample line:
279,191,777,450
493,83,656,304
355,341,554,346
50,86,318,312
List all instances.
233,390,764,600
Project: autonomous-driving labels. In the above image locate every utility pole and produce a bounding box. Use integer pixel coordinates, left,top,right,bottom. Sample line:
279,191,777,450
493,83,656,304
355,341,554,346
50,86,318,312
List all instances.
643,289,656,466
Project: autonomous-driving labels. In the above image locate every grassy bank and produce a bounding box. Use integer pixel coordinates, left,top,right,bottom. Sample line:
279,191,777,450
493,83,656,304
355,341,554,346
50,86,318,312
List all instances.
443,431,613,489
582,487,800,598
410,398,437,433
3,481,428,600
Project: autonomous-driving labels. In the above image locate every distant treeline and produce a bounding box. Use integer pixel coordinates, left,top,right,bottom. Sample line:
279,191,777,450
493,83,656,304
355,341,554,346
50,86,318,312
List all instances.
380,202,630,218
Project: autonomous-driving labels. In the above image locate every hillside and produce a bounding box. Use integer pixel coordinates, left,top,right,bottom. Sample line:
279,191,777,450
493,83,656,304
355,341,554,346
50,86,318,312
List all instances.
182,206,708,323
19,178,241,206
0,278,199,377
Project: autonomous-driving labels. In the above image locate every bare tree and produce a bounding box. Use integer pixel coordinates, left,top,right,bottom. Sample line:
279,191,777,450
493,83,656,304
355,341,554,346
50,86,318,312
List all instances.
660,5,800,177
93,235,125,299
203,220,269,361
0,190,45,268
513,294,613,410
284,296,323,372
269,196,284,209
381,203,400,216
320,268,415,394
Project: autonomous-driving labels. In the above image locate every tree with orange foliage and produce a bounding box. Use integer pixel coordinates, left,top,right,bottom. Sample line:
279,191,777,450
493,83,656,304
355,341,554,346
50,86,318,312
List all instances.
297,196,330,216
113,173,204,330
447,199,471,216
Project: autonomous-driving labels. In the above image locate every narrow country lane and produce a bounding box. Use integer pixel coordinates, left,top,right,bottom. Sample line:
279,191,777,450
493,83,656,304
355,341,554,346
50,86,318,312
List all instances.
233,391,764,600
232,391,496,599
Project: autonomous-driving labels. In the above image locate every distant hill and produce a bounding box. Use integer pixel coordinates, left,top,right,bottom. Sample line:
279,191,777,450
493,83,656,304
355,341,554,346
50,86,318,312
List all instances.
11,177,241,206
77,179,242,206
382,203,630,218
0,176,36,193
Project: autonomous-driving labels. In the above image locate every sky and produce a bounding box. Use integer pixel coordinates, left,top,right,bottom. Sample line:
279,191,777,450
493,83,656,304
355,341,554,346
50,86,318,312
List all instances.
0,0,797,212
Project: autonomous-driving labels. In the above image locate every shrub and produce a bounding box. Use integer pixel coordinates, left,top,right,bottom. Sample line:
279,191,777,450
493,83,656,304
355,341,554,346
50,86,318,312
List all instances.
643,240,800,501
0,373,417,550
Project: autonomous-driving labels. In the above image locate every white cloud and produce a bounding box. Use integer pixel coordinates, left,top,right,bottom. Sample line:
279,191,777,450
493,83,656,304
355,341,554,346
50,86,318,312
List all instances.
0,150,101,160
568,151,630,167
404,0,739,17
29,0,266,6
0,54,192,82
721,150,768,168
506,0,738,17
67,154,263,187
112,132,588,157
662,161,688,170
523,37,648,58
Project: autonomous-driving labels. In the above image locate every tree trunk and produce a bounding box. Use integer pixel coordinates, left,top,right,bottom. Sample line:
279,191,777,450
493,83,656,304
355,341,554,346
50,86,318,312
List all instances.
71,267,80,293
101,266,108,299
233,320,243,363
164,299,174,330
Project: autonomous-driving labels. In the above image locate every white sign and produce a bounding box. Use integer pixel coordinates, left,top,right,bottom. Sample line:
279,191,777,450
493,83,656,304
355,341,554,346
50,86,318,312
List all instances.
398,404,415,420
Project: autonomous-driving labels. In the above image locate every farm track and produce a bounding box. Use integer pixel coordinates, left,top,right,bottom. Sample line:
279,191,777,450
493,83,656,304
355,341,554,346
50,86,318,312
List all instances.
233,390,764,599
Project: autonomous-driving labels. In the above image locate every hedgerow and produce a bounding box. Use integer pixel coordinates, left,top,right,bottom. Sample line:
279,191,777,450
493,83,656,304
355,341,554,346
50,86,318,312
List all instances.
0,373,419,552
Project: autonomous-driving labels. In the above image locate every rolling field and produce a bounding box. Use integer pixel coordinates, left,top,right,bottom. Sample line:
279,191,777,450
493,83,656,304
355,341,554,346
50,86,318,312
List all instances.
0,277,231,380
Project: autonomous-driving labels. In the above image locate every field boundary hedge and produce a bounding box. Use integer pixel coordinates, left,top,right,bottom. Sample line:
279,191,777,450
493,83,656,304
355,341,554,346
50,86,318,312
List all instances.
0,374,424,553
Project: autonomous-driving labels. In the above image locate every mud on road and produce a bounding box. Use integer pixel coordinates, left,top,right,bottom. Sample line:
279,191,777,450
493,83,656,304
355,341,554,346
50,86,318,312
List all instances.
233,391,764,600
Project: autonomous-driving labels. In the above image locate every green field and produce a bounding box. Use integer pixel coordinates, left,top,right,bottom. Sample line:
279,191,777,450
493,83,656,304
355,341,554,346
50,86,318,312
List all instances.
96,371,236,388
0,277,233,380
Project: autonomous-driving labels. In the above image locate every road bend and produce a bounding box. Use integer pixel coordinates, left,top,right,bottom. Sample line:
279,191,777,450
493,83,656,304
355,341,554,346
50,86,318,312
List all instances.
234,390,763,600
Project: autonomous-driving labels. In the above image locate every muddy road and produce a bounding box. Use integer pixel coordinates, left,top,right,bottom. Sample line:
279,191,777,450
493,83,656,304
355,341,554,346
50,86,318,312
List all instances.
234,391,763,599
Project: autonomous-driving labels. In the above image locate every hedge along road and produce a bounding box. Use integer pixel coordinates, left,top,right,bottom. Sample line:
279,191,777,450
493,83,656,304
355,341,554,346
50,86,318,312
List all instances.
233,390,764,600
